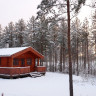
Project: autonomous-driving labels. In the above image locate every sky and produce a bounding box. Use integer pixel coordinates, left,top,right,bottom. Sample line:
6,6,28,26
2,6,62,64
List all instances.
0,0,93,28
78,0,93,24
0,0,42,27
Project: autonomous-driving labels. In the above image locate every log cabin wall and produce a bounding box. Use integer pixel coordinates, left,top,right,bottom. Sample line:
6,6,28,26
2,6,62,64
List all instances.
0,57,7,67
13,51,37,72
0,57,11,67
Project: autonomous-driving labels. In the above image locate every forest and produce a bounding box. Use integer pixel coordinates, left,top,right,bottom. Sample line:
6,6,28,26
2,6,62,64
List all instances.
0,0,96,76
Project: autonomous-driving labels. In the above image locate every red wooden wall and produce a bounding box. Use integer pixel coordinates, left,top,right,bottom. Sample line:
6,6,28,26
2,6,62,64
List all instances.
0,57,12,67
0,51,38,72
13,51,36,72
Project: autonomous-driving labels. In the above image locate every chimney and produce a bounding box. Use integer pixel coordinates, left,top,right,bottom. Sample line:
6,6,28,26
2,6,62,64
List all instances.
5,42,9,48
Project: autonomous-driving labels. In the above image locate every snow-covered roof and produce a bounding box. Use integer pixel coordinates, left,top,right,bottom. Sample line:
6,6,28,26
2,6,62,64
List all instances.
0,47,28,57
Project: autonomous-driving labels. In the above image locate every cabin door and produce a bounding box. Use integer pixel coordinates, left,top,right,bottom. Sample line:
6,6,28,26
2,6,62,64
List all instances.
27,58,33,71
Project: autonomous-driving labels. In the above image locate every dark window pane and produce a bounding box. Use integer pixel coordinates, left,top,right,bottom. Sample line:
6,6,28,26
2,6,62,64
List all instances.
13,59,19,65
27,58,32,65
21,59,25,66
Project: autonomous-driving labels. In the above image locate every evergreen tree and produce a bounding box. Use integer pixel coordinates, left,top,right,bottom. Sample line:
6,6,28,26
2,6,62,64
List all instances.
15,19,26,47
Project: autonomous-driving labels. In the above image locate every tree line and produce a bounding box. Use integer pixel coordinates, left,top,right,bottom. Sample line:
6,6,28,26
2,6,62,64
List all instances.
0,9,96,76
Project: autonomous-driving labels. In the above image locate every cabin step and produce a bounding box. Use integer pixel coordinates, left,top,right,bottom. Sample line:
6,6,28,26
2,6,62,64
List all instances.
29,72,43,78
31,72,44,76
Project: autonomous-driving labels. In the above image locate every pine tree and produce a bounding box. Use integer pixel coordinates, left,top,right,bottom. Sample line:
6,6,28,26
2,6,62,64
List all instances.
15,19,26,47
27,16,37,47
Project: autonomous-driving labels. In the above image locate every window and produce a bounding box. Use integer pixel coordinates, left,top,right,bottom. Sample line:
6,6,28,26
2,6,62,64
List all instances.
0,58,1,65
27,58,32,65
21,59,25,66
35,59,38,66
13,58,19,65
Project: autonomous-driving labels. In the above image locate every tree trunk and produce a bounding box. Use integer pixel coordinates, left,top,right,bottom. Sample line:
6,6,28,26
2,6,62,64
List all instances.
84,41,86,70
49,51,52,72
54,51,57,72
86,38,90,74
60,45,62,72
62,47,65,72
67,0,73,96
76,38,79,76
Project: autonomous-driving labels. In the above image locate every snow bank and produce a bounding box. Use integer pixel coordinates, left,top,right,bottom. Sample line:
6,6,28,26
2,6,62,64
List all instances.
0,72,96,96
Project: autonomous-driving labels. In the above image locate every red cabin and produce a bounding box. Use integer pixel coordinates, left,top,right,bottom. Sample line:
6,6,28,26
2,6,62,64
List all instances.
0,46,46,78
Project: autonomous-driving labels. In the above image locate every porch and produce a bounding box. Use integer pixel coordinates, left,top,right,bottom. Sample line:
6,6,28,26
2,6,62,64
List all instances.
0,66,46,79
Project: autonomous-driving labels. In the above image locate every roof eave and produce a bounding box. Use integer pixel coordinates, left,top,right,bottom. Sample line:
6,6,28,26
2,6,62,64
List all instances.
0,55,11,57
11,47,44,59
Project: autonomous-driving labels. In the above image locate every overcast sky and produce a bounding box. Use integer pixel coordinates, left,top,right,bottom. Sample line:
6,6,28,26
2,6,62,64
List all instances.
0,0,93,28
0,0,42,27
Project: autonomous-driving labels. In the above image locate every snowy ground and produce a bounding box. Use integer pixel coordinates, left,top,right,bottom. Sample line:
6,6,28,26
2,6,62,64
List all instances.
0,72,96,96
